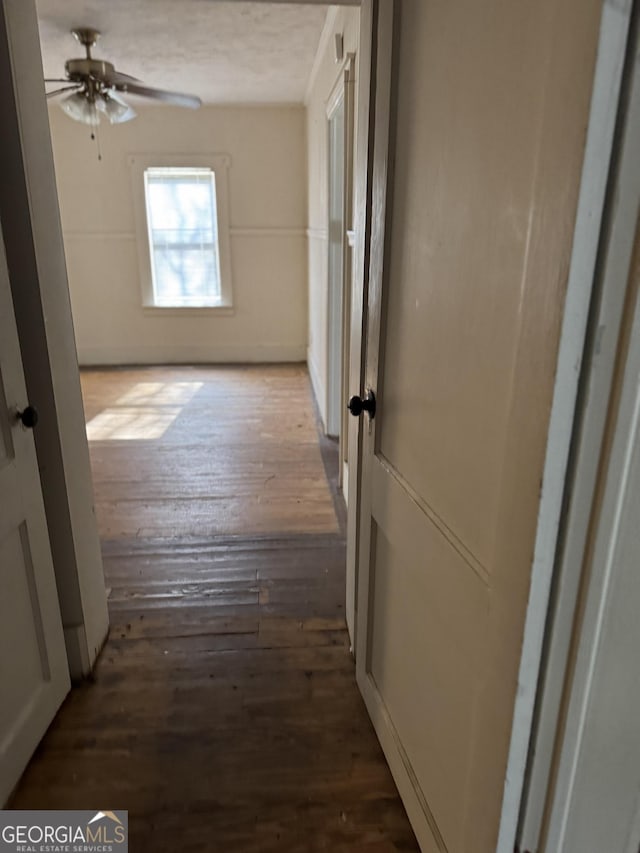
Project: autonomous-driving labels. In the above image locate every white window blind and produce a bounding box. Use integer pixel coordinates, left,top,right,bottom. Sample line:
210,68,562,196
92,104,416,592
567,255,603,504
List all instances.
144,167,222,307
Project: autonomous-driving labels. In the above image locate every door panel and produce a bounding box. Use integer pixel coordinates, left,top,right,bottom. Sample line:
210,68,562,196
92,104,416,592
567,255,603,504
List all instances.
368,459,488,845
355,1,602,851
0,231,69,805
377,0,576,570
0,526,51,719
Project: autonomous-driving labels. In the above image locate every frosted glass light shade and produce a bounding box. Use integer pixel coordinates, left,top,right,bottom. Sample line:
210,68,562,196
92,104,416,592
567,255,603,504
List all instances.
60,92,99,126
97,92,137,124
60,90,137,126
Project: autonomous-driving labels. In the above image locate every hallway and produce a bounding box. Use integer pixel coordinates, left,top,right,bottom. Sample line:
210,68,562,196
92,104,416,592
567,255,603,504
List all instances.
10,365,418,852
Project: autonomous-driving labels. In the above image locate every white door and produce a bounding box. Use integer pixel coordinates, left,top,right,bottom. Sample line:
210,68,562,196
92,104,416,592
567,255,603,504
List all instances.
0,230,69,805
353,2,602,851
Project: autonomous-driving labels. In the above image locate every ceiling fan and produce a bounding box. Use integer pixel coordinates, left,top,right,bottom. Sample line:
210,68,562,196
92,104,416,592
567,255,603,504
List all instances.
45,28,202,126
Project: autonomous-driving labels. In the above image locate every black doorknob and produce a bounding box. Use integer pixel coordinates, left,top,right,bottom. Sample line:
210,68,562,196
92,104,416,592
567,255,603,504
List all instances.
347,390,376,419
17,405,38,429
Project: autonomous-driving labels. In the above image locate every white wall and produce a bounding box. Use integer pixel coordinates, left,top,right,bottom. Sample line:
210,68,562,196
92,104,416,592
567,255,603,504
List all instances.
306,8,360,429
47,104,308,365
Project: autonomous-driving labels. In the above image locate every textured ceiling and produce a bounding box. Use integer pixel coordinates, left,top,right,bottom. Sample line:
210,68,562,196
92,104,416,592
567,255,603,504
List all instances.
35,1,330,104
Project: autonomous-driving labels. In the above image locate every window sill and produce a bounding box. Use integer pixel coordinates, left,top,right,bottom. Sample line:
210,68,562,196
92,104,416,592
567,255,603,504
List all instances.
142,305,235,317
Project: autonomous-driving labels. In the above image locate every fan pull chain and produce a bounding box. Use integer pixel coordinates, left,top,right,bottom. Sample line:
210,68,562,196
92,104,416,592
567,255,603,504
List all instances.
90,122,103,162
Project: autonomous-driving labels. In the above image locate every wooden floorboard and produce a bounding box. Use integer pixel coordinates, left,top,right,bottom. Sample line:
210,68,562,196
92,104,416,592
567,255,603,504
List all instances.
10,365,418,852
80,364,338,539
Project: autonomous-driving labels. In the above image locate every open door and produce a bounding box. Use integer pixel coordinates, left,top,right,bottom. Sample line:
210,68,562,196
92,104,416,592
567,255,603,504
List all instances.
0,228,70,804
351,1,602,850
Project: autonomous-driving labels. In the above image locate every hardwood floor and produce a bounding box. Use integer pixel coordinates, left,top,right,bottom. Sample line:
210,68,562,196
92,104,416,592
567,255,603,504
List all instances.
10,365,419,852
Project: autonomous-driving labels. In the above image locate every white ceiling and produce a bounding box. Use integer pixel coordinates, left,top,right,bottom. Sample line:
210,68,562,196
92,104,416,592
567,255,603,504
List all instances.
35,1,330,104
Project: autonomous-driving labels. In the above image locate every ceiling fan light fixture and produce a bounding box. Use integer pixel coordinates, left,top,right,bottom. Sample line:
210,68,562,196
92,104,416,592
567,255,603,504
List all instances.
46,26,202,129
60,91,99,126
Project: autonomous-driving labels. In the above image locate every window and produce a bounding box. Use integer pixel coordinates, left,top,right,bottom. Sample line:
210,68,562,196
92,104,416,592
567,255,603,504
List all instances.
130,154,233,311
144,168,221,308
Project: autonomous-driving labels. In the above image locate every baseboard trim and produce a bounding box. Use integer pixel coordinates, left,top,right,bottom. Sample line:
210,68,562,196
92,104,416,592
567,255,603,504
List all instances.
77,344,307,366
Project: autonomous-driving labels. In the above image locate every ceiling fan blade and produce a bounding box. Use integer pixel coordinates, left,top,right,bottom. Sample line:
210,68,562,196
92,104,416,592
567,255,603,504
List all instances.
113,81,201,109
44,78,72,83
102,69,141,86
46,85,82,99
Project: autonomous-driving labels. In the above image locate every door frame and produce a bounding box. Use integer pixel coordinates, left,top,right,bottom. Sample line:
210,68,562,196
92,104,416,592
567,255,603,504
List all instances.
0,0,108,681
339,56,356,493
518,2,639,848
546,192,640,850
326,71,347,440
349,0,629,850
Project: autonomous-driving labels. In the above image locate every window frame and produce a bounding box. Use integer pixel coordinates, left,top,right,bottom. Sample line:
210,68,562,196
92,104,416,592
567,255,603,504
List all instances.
129,153,233,313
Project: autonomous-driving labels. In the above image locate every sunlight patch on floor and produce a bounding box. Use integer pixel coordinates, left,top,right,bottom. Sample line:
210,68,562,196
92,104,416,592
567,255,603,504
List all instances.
86,381,203,441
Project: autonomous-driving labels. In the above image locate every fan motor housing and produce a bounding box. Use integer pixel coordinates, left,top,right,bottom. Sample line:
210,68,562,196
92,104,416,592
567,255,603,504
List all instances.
65,58,116,84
